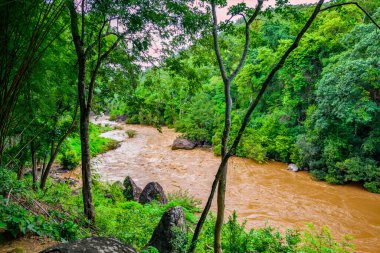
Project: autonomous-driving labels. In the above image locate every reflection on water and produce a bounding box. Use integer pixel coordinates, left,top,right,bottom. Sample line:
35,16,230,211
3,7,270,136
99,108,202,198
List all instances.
93,118,380,253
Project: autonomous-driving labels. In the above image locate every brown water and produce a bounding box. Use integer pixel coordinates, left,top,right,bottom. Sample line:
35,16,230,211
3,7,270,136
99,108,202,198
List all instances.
93,118,380,253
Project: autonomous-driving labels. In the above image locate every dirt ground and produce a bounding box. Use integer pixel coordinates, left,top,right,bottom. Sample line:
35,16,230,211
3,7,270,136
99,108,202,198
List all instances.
0,236,58,253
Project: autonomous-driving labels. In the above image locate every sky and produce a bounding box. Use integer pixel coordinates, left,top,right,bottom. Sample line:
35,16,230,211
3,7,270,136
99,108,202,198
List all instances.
216,0,321,21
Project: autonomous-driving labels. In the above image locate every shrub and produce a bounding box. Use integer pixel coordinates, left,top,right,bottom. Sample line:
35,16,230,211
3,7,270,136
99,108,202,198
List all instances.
298,223,354,253
364,182,380,193
126,129,137,138
61,150,80,170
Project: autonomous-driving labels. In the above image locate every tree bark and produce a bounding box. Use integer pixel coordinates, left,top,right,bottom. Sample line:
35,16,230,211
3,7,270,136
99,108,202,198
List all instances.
17,161,25,180
79,109,95,222
31,141,37,190
41,153,47,181
211,0,265,249
67,0,95,223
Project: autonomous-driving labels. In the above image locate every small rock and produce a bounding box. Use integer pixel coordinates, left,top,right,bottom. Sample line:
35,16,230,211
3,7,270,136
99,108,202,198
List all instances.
171,138,196,150
71,190,79,196
139,182,167,205
287,163,299,172
40,236,138,253
147,206,186,253
105,193,113,199
123,176,142,201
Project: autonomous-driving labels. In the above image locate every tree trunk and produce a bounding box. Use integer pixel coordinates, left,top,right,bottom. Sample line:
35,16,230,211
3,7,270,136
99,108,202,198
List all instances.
215,164,227,253
80,110,95,222
40,151,55,189
31,141,37,190
17,162,25,180
41,153,47,181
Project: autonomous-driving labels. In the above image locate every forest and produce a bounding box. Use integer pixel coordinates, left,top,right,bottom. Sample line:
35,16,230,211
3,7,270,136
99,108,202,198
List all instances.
0,0,380,252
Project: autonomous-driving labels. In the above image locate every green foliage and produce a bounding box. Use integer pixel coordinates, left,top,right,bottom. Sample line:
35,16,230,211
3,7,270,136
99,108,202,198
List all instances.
222,211,300,253
175,92,217,143
194,211,351,253
115,6,380,192
0,166,354,250
298,224,354,253
299,23,380,189
59,123,119,169
61,150,80,170
0,168,85,242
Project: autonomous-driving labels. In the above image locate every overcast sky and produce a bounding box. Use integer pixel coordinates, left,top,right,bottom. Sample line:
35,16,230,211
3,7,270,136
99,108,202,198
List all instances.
216,0,321,20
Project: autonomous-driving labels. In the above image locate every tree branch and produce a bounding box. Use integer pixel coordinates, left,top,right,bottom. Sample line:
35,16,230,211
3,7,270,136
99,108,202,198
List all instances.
229,0,264,81
211,0,228,83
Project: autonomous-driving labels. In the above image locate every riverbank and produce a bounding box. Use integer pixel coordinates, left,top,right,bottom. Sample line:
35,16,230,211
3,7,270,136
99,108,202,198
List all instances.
92,117,380,253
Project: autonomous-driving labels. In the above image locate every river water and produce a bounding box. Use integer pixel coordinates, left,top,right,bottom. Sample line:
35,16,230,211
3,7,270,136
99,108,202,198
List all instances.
93,118,380,253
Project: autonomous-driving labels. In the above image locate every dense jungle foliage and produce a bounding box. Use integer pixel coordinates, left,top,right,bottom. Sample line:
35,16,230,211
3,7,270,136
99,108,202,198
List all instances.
108,4,380,193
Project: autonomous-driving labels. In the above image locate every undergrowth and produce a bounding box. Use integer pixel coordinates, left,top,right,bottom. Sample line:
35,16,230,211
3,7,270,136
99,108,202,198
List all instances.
0,167,354,252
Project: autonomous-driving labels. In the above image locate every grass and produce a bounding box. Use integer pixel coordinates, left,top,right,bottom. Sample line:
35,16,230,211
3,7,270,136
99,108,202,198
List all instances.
126,130,137,138
59,123,119,169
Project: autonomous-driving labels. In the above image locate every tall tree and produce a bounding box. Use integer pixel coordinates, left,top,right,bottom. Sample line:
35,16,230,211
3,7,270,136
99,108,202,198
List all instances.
189,0,380,252
66,0,207,222
0,0,65,161
209,1,264,251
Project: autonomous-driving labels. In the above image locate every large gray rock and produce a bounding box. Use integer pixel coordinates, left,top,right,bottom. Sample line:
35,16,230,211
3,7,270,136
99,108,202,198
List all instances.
40,236,138,253
123,176,142,201
147,206,186,253
287,163,299,172
171,138,196,150
139,182,167,205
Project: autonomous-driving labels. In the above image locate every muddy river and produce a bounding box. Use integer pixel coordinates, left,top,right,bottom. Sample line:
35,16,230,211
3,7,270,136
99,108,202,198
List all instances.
93,118,380,253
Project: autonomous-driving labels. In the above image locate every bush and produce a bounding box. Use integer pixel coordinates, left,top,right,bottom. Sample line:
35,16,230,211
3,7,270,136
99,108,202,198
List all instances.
126,129,137,138
298,223,354,253
0,168,84,242
364,182,380,193
61,150,80,170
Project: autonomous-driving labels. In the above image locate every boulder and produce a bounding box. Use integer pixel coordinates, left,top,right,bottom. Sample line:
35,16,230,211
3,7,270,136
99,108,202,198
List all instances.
116,114,128,122
287,163,299,172
147,206,186,253
40,236,138,253
171,138,196,150
139,182,167,205
123,176,142,201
